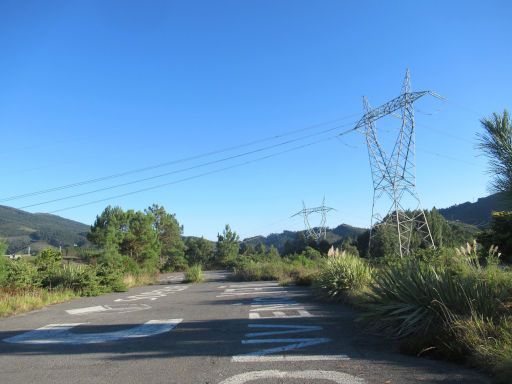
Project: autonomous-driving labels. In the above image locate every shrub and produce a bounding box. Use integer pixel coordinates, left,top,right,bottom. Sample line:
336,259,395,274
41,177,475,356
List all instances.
95,261,126,292
478,211,512,263
51,264,103,296
359,248,512,365
314,252,372,301
232,258,320,286
36,248,63,287
184,264,203,283
3,259,40,289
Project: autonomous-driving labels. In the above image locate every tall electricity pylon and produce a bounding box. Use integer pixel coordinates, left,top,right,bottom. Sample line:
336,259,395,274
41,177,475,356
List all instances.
291,198,335,241
353,70,436,258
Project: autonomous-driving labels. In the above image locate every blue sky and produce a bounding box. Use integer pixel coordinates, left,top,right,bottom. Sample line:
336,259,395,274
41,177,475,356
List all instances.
0,0,510,240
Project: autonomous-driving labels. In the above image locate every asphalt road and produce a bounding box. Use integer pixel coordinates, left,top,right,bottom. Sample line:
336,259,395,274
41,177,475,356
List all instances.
0,271,490,384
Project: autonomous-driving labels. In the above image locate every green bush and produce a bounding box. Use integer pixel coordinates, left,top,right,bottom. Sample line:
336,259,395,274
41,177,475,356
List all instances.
232,258,320,286
314,252,372,301
51,264,103,296
36,248,63,287
359,248,512,370
478,211,512,263
3,259,40,290
95,260,127,292
184,264,203,283
0,256,8,286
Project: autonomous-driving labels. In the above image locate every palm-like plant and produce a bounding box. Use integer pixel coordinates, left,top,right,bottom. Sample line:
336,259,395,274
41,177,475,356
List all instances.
477,110,512,203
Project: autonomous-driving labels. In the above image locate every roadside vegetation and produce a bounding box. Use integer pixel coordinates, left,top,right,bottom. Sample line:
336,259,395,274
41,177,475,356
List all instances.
184,264,204,283
227,110,512,383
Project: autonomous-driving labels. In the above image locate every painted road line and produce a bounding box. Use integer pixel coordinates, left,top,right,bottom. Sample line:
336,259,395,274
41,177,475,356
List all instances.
219,283,280,289
242,337,331,345
66,304,151,315
66,306,106,315
249,296,313,319
217,283,287,297
236,337,331,358
3,319,182,345
219,370,364,384
218,291,284,297
115,286,188,302
245,324,322,337
231,355,350,362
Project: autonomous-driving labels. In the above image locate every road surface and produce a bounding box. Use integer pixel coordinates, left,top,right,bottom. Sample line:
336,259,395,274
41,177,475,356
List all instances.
0,271,489,384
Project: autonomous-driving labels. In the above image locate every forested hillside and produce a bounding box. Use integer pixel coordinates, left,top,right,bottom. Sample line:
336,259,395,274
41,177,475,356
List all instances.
242,223,366,253
0,205,89,254
438,192,510,228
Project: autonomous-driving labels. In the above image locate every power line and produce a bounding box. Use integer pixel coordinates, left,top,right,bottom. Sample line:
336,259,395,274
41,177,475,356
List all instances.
18,120,358,210
49,132,354,214
1,113,359,203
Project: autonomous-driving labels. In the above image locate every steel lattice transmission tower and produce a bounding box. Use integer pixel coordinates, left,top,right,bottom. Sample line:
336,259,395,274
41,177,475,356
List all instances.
291,198,336,241
353,70,437,258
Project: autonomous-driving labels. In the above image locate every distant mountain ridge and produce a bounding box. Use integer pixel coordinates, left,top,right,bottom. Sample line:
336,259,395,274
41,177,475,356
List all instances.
438,192,510,228
242,223,366,252
0,192,509,255
0,205,90,254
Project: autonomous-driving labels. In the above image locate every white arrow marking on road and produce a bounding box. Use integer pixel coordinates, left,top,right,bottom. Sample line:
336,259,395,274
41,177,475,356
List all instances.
3,319,182,345
219,370,364,384
233,323,344,361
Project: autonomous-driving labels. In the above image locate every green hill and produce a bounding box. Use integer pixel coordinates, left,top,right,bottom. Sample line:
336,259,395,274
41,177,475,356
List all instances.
438,192,510,228
243,223,366,253
0,205,90,254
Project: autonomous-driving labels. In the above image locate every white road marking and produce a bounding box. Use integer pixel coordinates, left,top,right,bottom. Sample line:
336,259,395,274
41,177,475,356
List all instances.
217,291,284,297
66,304,151,315
115,286,188,302
66,306,106,315
235,337,331,358
249,305,305,311
219,283,279,289
3,319,182,345
219,370,364,384
231,355,350,362
242,337,330,344
248,297,314,319
245,324,322,337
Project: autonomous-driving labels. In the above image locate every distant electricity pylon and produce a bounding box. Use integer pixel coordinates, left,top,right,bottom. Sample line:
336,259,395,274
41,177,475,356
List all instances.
291,198,335,241
352,70,439,258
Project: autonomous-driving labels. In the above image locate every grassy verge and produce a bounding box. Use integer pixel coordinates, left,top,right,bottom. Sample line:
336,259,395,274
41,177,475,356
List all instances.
123,272,159,288
356,249,512,383
0,288,78,317
0,271,160,318
232,259,319,286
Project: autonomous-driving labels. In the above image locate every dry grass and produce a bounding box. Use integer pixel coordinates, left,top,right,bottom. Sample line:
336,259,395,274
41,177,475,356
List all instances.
0,288,77,317
123,272,159,288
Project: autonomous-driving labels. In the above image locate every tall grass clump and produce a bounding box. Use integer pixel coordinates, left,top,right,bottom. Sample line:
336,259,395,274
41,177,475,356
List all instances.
453,314,512,384
0,288,77,318
232,258,320,286
314,252,372,302
123,272,158,288
184,264,204,283
233,261,283,281
359,243,512,378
